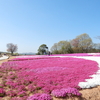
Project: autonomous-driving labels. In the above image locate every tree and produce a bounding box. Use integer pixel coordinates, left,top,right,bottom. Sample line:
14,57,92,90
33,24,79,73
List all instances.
50,43,59,54
93,43,100,52
57,41,73,54
7,43,18,55
51,41,73,54
70,38,80,53
37,44,48,55
71,33,93,53
77,33,93,52
96,36,100,40
96,43,100,52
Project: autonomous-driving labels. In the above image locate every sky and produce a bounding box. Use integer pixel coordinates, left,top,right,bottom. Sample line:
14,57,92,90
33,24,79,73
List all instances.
0,0,100,53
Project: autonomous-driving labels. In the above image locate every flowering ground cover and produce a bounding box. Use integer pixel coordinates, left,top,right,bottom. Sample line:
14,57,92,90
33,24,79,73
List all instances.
10,56,59,61
12,53,100,61
73,56,100,89
51,53,100,57
0,56,99,100
0,55,9,60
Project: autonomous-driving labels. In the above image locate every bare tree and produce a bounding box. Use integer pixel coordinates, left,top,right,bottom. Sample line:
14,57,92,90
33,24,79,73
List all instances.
95,36,100,40
7,43,18,55
93,43,100,52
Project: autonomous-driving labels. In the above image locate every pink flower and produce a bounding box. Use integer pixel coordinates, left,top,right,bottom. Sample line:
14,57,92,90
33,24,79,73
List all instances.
6,90,16,97
27,93,52,100
0,88,6,97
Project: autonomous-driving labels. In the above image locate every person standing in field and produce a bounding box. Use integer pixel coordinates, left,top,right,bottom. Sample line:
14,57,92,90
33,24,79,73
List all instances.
48,51,51,56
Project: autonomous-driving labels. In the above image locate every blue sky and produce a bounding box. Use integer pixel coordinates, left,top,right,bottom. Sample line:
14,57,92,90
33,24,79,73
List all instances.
0,0,100,53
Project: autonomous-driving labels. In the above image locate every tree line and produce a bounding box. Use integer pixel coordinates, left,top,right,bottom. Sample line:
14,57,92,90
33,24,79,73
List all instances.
51,33,100,54
37,33,100,55
5,33,100,55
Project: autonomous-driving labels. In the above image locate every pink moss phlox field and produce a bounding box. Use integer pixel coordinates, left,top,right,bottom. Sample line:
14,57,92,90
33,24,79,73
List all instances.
12,55,51,61
51,87,81,97
12,53,100,61
27,93,52,100
0,56,99,99
51,53,100,56
0,88,6,97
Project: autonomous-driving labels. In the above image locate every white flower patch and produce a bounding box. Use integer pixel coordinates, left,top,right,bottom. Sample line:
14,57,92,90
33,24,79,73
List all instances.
56,55,100,89
76,56,100,88
0,55,9,60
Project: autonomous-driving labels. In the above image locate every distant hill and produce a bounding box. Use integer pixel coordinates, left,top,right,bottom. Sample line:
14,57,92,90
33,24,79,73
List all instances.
19,52,36,55
0,51,7,53
0,51,36,55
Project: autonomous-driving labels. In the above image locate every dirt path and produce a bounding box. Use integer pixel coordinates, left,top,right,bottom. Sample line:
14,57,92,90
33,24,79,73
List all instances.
53,86,100,100
79,86,100,100
0,56,16,66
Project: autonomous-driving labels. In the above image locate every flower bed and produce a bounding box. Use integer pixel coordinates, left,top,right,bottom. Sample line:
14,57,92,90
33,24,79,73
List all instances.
0,57,99,99
10,56,60,61
13,53,100,61
51,53,100,56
